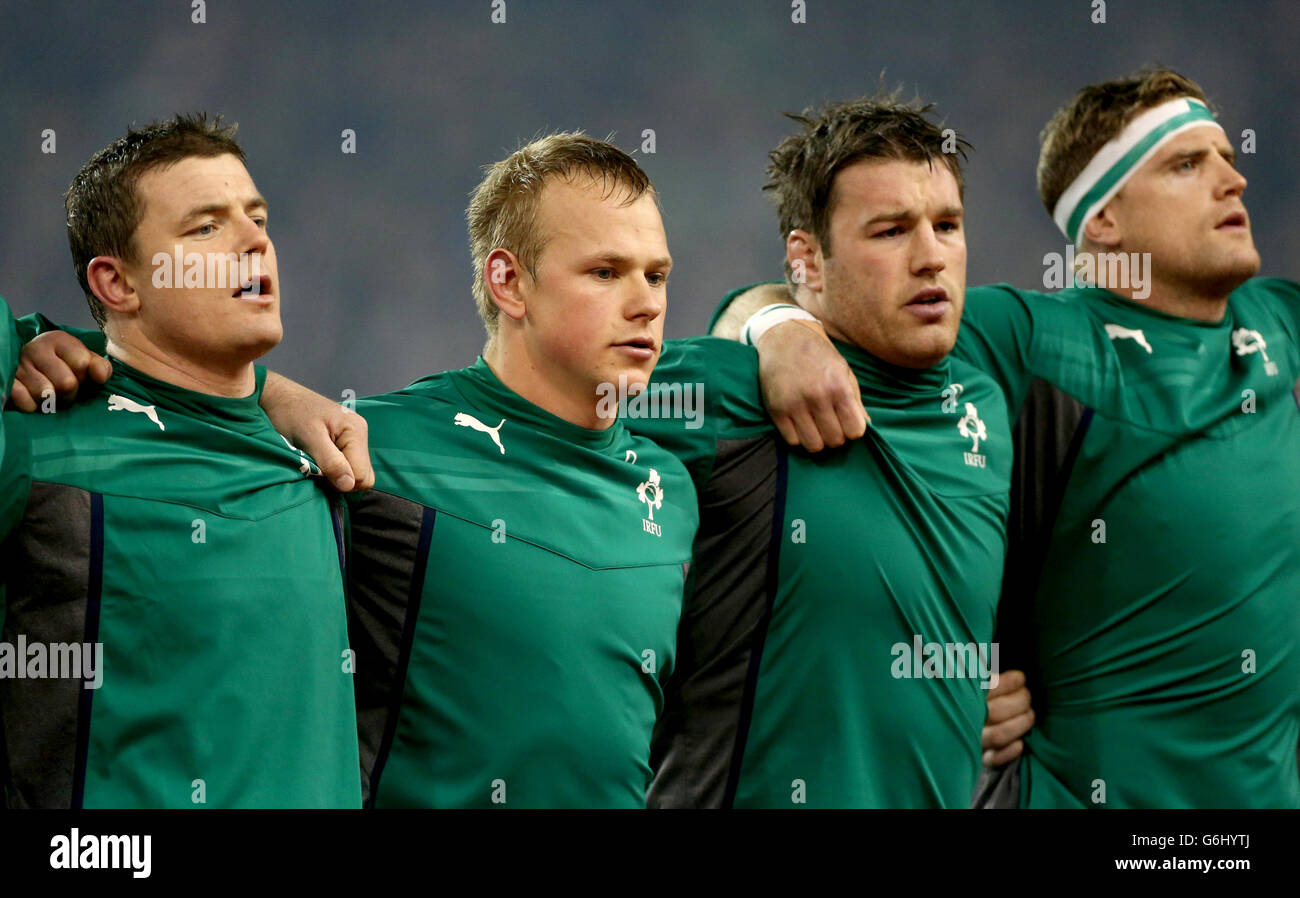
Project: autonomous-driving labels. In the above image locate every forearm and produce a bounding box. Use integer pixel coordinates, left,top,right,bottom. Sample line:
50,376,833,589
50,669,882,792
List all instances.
709,283,795,340
259,371,374,492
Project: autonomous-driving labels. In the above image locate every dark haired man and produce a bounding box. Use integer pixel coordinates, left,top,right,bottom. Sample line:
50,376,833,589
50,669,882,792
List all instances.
0,115,361,808
19,115,1032,809
723,69,1300,808
632,95,1013,808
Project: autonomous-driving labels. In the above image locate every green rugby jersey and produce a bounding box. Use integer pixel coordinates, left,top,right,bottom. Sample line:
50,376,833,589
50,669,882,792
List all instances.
954,279,1300,809
0,297,16,419
0,358,360,809
347,357,698,809
634,332,1010,808
0,298,18,537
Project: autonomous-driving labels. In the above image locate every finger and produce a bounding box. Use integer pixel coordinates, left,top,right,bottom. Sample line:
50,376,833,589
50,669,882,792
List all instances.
983,740,1024,768
335,419,374,492
789,409,824,453
14,362,58,410
986,687,1032,724
306,425,356,492
87,354,113,383
38,356,82,399
55,342,99,374
807,397,847,449
23,335,85,397
9,379,36,412
984,669,1026,700
832,391,869,439
982,709,1035,751
771,414,802,448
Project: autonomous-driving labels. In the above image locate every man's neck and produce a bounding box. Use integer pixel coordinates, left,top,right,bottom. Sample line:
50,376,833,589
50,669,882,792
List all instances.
1105,280,1230,323
105,334,257,398
483,337,612,431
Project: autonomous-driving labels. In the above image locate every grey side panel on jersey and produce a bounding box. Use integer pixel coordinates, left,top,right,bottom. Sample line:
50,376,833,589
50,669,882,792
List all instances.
972,377,1090,809
1,483,92,809
344,489,431,807
647,435,780,808
972,757,1022,808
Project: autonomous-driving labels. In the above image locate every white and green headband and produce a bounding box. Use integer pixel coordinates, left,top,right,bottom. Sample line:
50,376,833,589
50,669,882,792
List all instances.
1052,96,1222,245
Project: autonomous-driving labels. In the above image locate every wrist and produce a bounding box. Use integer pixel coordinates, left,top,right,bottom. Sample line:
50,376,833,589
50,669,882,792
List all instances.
741,303,820,346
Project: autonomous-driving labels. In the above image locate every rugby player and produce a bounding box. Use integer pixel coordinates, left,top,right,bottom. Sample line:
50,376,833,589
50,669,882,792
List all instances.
630,97,1016,807
18,124,1034,808
721,69,1300,808
16,133,699,809
340,134,698,808
0,115,361,809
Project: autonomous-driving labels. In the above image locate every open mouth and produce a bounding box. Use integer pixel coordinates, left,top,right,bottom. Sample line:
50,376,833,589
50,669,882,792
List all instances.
615,336,657,352
907,287,950,306
235,275,273,298
1216,212,1247,229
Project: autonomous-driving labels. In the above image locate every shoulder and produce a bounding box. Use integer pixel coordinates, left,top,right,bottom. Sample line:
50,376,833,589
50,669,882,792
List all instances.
355,370,461,432
1231,277,1300,323
4,387,113,442
948,356,1010,408
1234,276,1300,303
657,336,759,379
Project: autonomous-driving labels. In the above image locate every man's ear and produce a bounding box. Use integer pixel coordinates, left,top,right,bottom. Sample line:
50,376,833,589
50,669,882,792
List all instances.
86,256,141,316
1082,203,1123,249
786,229,825,294
484,248,528,323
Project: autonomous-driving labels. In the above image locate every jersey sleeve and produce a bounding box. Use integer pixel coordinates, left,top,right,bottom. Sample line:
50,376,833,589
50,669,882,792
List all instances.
1,298,18,405
0,414,33,545
954,284,1040,418
626,336,772,489
1250,278,1300,348
13,312,107,355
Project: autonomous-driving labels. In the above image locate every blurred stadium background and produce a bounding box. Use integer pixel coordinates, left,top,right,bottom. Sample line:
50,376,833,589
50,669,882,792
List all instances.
1,0,1295,396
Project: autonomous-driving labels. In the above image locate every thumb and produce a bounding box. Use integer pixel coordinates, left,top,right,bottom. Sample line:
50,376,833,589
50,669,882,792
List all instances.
306,427,356,492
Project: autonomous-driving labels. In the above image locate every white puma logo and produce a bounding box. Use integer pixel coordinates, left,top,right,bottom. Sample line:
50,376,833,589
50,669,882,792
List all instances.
454,412,505,455
106,394,165,431
1104,323,1153,354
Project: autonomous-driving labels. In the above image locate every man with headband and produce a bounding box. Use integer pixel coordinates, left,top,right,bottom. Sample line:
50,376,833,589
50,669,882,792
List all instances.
717,68,1300,808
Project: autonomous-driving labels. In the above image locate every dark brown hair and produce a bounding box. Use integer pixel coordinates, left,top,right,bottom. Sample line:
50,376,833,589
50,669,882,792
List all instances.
764,91,970,284
65,113,246,328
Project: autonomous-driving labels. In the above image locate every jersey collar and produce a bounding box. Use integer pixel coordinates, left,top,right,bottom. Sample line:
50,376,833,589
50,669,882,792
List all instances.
103,356,271,435
451,356,625,451
832,337,953,402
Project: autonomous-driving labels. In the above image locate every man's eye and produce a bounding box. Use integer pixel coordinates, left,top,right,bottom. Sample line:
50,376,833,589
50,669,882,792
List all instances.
647,273,667,286
937,221,960,232
253,218,267,229
593,268,614,279
876,226,902,238
195,223,215,236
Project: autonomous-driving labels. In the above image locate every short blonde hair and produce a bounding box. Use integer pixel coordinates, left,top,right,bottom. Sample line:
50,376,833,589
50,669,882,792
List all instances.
466,131,655,335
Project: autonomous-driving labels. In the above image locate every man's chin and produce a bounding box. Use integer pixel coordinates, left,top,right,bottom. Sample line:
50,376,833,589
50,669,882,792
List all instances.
891,322,958,369
1195,253,1260,297
237,329,284,363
